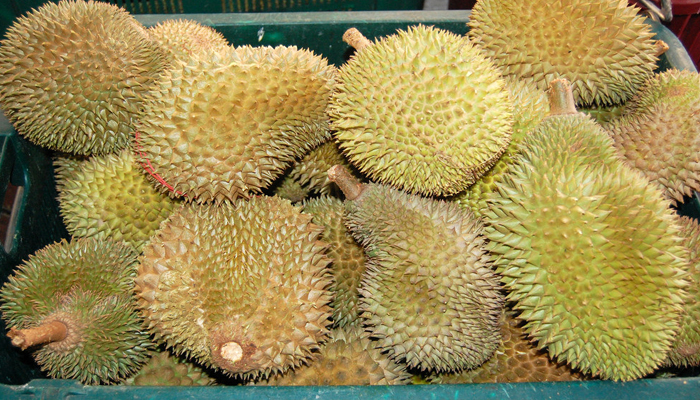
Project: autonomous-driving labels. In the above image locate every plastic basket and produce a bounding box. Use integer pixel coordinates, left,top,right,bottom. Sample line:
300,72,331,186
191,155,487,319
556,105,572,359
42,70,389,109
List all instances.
0,9,698,399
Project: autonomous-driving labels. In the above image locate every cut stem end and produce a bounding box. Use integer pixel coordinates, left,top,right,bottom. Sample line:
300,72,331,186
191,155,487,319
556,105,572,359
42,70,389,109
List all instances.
343,28,371,51
547,79,578,116
220,341,243,364
328,165,364,200
8,320,68,350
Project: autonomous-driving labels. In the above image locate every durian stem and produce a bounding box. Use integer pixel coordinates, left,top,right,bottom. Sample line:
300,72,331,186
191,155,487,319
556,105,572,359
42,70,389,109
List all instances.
343,28,371,51
653,40,669,57
547,79,578,116
8,320,67,350
328,165,364,200
220,342,243,364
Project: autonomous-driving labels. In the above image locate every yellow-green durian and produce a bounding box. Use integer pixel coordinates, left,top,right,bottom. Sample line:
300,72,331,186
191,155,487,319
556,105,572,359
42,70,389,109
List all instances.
0,0,167,155
329,166,503,373
665,216,700,368
253,323,411,385
290,141,359,198
136,45,336,203
484,80,688,381
468,0,660,107
302,196,367,328
148,19,229,64
55,149,179,252
134,197,333,380
0,237,152,385
430,311,583,383
125,349,216,386
453,76,549,215
606,69,700,205
330,25,513,197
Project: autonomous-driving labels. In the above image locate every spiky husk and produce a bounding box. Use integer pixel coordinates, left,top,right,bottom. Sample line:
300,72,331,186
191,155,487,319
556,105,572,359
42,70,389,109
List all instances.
125,349,216,386
289,141,358,198
345,183,503,373
468,0,658,107
136,45,336,203
55,150,179,252
253,323,411,385
134,197,333,380
665,216,700,368
484,113,688,381
580,105,626,126
302,196,366,328
331,25,513,197
273,176,311,203
0,0,167,155
0,237,151,384
453,77,549,215
430,310,583,383
148,19,229,64
606,69,700,205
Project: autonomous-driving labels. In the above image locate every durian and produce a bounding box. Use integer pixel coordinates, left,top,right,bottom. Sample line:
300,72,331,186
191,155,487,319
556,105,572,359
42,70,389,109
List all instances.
430,310,583,383
55,149,179,252
302,196,367,328
0,237,152,384
453,76,549,215
134,196,333,380
468,0,661,106
148,19,229,64
253,323,411,385
135,45,336,203
665,216,700,368
330,25,513,197
484,79,688,381
329,165,503,373
606,69,700,204
0,0,167,155
125,349,216,386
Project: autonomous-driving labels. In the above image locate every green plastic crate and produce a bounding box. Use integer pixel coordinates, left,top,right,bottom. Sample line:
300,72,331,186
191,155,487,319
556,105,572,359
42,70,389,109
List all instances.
0,9,699,399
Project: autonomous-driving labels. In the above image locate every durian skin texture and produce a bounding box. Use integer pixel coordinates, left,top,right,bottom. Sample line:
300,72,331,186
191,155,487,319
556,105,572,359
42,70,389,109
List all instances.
55,149,179,252
0,0,167,155
302,196,367,328
431,311,582,383
468,0,658,107
606,69,700,205
331,25,513,197
148,19,229,64
454,77,550,215
665,216,700,368
125,349,216,386
135,197,334,380
346,183,503,373
0,237,152,384
254,324,411,386
136,45,336,203
484,113,688,381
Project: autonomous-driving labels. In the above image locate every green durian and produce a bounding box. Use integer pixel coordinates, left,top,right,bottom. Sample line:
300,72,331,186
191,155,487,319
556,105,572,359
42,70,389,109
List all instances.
125,349,216,386
273,176,311,204
453,76,549,215
665,215,700,368
468,0,661,107
580,105,626,126
55,149,179,252
484,79,688,381
606,69,700,205
0,0,167,155
302,196,367,328
329,166,503,373
0,237,152,384
148,19,229,64
136,45,336,203
330,25,513,197
134,196,333,380
430,310,583,383
253,323,411,386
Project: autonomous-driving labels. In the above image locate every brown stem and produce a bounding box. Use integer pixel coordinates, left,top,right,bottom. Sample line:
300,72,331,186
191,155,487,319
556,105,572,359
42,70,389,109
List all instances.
8,320,68,350
547,79,578,116
653,40,669,57
343,28,371,51
328,165,364,200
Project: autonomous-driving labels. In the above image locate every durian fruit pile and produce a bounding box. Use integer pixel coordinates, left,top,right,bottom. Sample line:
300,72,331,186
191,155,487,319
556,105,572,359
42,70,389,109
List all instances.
0,0,699,388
